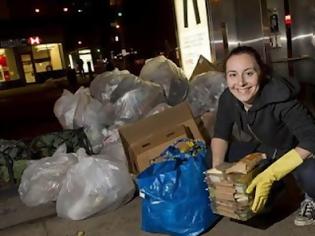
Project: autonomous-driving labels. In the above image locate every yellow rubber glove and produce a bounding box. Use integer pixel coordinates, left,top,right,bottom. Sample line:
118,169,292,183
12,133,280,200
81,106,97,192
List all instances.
246,149,303,213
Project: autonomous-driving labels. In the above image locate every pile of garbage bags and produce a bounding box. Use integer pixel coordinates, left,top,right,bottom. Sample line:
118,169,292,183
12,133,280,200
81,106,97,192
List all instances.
51,56,226,219
7,55,227,221
19,144,135,220
54,57,226,155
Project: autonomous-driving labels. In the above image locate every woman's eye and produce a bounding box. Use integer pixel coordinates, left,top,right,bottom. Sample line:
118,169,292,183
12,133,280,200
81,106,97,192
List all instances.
246,71,255,77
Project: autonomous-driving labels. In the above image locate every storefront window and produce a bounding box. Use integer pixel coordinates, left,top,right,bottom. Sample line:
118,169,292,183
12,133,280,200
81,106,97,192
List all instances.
0,48,19,81
32,43,64,72
0,41,66,86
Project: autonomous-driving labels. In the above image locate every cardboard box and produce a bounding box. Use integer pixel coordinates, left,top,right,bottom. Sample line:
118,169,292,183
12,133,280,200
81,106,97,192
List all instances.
131,125,193,172
119,102,204,173
195,111,217,143
189,55,218,80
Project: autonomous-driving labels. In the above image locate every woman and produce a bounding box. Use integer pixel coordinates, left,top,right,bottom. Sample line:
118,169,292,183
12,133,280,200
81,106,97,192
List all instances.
212,46,315,226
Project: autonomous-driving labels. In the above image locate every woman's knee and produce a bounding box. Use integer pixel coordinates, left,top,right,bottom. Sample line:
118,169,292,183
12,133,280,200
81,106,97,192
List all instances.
294,158,315,178
293,158,315,197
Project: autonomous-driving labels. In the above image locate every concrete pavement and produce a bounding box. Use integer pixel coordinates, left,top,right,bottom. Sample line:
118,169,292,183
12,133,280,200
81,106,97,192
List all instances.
1,196,315,236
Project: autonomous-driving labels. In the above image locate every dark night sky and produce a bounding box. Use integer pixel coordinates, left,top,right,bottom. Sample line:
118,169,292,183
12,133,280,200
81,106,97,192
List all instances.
0,0,178,57
122,0,177,57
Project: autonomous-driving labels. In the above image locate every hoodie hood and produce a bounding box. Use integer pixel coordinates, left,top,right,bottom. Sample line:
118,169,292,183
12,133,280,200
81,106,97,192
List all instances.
249,75,300,111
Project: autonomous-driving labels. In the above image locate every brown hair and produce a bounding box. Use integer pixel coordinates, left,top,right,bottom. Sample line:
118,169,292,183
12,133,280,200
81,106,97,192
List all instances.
224,46,270,80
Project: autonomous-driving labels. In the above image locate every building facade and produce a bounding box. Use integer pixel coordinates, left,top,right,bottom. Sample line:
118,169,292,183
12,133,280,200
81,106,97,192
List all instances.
0,0,113,88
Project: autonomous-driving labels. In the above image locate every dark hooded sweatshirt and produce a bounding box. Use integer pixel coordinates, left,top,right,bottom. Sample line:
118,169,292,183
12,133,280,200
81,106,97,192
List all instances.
214,75,315,159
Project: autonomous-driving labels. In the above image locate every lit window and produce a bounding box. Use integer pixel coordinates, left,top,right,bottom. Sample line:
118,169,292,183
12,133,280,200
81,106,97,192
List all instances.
116,24,120,29
115,36,119,42
78,9,83,13
97,49,101,52
79,49,91,54
35,8,40,13
118,12,122,17
63,7,68,12
78,41,82,45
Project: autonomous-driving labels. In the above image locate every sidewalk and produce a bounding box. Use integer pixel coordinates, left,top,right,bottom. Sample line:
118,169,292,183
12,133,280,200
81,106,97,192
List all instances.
1,196,315,236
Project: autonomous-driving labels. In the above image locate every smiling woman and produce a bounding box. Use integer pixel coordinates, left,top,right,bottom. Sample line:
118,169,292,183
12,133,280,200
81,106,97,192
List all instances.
210,45,315,226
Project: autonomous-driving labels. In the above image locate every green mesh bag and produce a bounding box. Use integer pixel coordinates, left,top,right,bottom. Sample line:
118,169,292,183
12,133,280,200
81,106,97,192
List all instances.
30,128,93,159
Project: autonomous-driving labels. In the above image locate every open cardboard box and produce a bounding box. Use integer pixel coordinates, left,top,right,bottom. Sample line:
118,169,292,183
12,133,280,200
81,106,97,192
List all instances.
119,102,204,173
131,125,193,172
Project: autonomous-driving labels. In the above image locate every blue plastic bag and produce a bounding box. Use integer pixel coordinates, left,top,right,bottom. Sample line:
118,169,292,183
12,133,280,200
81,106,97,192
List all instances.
136,139,218,236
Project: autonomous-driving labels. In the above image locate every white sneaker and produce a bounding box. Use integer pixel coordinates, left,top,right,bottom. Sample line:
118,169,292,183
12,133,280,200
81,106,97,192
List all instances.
294,198,315,226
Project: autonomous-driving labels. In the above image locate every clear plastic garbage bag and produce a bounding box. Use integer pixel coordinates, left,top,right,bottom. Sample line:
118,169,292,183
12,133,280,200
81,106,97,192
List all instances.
100,128,129,168
187,71,227,117
56,149,135,220
71,88,115,153
53,89,80,129
89,69,134,104
113,80,165,123
109,73,144,103
140,56,189,106
73,87,115,129
18,144,78,207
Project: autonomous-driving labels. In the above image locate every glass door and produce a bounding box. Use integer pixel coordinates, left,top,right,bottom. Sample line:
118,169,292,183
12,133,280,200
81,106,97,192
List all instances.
21,54,36,83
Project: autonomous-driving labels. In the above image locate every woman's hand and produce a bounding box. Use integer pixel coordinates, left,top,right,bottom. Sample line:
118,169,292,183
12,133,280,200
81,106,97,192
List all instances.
246,149,304,212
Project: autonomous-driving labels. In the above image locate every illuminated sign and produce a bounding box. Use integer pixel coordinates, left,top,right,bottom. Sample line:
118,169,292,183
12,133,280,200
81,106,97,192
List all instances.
0,38,27,48
174,0,212,78
28,36,41,45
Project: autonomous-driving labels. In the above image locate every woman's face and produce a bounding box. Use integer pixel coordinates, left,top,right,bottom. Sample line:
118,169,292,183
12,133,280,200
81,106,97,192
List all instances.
225,53,261,107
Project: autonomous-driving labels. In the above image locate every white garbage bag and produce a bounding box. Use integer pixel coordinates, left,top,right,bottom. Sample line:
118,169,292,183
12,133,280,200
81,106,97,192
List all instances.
73,87,114,128
56,149,135,220
53,89,80,129
72,88,115,153
99,128,129,168
18,144,78,207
